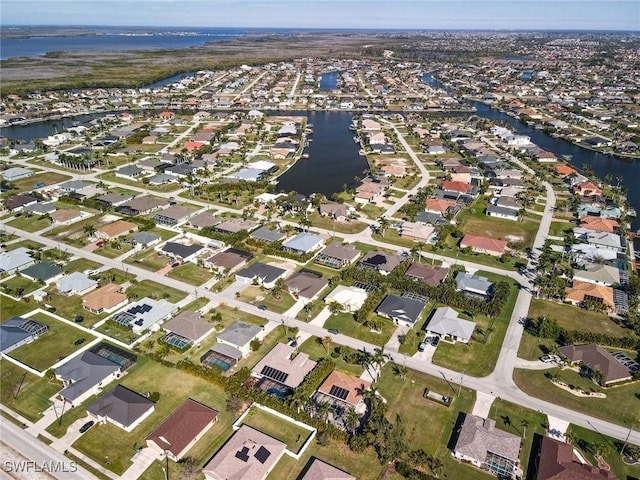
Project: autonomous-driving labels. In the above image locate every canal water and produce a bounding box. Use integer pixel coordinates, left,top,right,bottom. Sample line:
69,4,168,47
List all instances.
319,71,338,91
422,73,640,231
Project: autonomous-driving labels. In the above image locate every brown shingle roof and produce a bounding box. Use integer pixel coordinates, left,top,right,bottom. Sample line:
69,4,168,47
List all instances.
558,344,632,384
537,436,617,480
301,459,355,480
96,220,138,239
405,263,449,285
162,311,214,342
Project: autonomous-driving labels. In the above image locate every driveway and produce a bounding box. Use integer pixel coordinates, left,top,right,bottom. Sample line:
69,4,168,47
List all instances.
51,416,92,452
384,325,409,354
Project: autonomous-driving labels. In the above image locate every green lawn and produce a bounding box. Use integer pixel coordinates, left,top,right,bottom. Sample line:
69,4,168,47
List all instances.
359,204,386,220
97,172,181,193
4,239,45,251
432,272,520,377
0,361,61,422
487,399,548,480
41,288,107,327
166,262,214,286
237,286,297,314
0,295,33,320
125,280,187,304
1,275,41,296
95,322,139,345
63,258,102,274
517,331,558,361
179,297,210,312
240,407,312,454
8,312,95,371
297,336,364,376
94,241,134,259
125,250,168,272
528,298,631,337
513,368,639,427
548,220,573,237
72,356,234,476
308,212,368,234
324,312,395,347
7,214,52,232
461,212,539,250
13,172,71,191
567,424,640,480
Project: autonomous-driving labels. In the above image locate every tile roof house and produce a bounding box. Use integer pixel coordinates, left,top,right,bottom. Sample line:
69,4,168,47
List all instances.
315,370,370,411
426,307,476,344
460,234,507,257
56,272,98,296
358,250,404,275
405,263,448,286
50,208,85,225
203,425,287,480
376,294,426,327
319,202,355,221
214,218,260,234
565,281,614,311
537,435,617,480
0,247,35,274
235,262,287,289
315,241,360,268
285,271,328,302
572,181,602,197
21,261,64,283
186,211,221,230
425,198,457,215
252,342,317,390
300,459,355,480
452,414,522,479
0,316,48,354
579,216,620,234
55,351,122,406
217,321,265,358
162,310,215,345
83,283,128,314
558,344,633,385
95,220,139,241
146,398,218,461
87,384,155,432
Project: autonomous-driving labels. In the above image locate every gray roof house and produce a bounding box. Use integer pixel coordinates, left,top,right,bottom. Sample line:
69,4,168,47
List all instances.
1,166,34,181
0,316,48,354
452,414,522,479
573,263,621,286
115,165,144,178
285,271,328,301
87,384,155,432
56,272,98,296
486,205,519,221
21,261,64,283
376,294,426,327
162,311,215,345
426,307,476,344
130,231,161,249
455,272,494,298
249,225,286,243
359,251,404,275
314,241,360,268
301,459,355,480
152,205,198,226
217,321,264,357
252,342,316,390
0,247,35,274
236,262,287,289
55,351,122,406
160,242,204,262
24,202,56,215
282,232,324,255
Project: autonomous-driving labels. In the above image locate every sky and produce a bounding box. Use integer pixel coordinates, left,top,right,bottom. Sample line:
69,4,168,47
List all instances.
1,0,638,31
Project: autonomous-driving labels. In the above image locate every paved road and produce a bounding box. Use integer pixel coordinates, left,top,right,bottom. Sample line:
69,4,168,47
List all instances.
0,418,95,480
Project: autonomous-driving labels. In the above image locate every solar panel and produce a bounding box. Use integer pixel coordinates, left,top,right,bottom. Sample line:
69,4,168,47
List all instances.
328,385,350,401
260,365,289,384
254,446,271,464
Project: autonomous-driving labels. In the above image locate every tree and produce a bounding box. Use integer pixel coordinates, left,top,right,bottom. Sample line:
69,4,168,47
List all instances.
564,430,577,445
289,389,309,414
377,216,390,236
393,362,408,381
226,395,244,414
428,456,444,478
321,336,332,354
83,224,96,237
344,407,360,434
178,457,200,480
520,419,529,438
316,401,331,423
271,277,287,299
328,301,343,315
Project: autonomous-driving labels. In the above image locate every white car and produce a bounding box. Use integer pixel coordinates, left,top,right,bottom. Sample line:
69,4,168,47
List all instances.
541,355,560,363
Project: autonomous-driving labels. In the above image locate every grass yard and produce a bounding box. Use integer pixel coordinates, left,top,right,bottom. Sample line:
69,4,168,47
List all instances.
97,172,182,193
324,312,395,347
8,312,95,371
125,280,187,304
41,288,107,327
166,262,214,286
487,399,548,480
517,331,558,361
567,424,640,480
0,295,33,320
308,213,368,234
1,275,41,296
125,250,168,272
237,285,297,314
179,297,210,312
63,258,102,274
297,336,364,376
548,220,573,237
432,272,520,377
461,215,539,250
13,172,71,191
4,239,45,251
94,268,130,285
95,321,139,344
94,241,134,259
7,214,52,232
240,407,312,454
359,204,386,220
0,361,61,422
528,298,631,337
72,356,234,476
44,214,108,248
513,368,639,427
372,229,416,249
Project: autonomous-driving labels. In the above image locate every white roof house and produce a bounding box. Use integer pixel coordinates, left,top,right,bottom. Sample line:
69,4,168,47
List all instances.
426,307,476,344
282,232,324,255
109,298,178,334
0,247,35,274
56,272,98,296
324,285,368,312
572,263,621,286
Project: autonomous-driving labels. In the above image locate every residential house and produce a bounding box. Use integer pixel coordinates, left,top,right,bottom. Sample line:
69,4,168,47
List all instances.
217,321,265,358
572,181,603,197
425,307,475,344
319,203,355,221
486,205,519,221
0,317,48,354
160,242,204,263
558,344,633,385
214,219,260,235
115,197,169,216
399,222,435,243
95,220,138,241
95,193,134,208
1,167,34,181
579,216,620,234
87,384,155,432
376,294,426,327
162,310,215,347
3,193,39,212
109,298,177,334
50,209,85,225
425,198,457,216
83,283,128,314
314,369,371,416
460,234,507,257
0,247,35,274
300,459,355,480
285,271,328,302
452,414,522,479
574,230,624,253
146,398,218,462
249,226,286,244
405,263,448,286
115,165,144,179
572,264,621,286
203,425,287,480
565,281,614,311
315,241,360,268
325,285,369,312
187,211,221,230
55,351,122,407
204,248,252,273
56,272,98,296
21,261,64,283
537,435,617,480
282,232,324,255
152,205,198,226
130,231,161,250
235,262,287,289
252,342,317,391
358,250,404,275
455,272,494,298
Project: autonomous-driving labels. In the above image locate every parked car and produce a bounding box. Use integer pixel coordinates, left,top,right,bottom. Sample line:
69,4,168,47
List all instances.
328,329,339,335
74,315,84,323
257,304,268,311
79,421,94,433
74,338,85,346
418,341,427,352
540,354,560,363
431,336,440,346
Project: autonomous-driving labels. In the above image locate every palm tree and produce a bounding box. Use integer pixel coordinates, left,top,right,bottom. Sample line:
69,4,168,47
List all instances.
377,216,390,235
520,419,529,438
564,430,577,446
393,362,408,381
428,456,444,478
271,277,287,299
344,408,360,434
289,389,308,414
83,224,96,238
316,401,331,423
328,302,343,315
321,335,332,354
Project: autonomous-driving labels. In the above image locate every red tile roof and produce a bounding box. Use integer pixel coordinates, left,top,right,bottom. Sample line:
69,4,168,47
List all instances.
460,234,507,254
